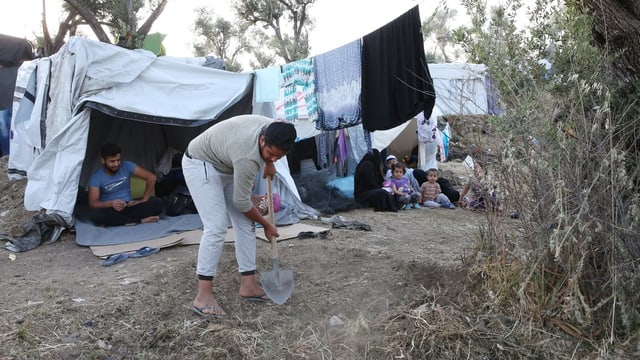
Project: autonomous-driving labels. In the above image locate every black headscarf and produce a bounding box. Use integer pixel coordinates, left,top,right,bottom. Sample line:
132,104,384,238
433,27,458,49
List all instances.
354,149,384,197
353,149,399,212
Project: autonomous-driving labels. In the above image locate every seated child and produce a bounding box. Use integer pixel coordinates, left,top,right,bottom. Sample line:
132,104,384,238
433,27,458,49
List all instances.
459,159,502,213
419,168,455,209
389,162,421,209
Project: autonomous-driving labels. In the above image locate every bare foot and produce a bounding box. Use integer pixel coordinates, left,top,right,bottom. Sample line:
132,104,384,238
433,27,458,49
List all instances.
140,216,160,224
239,274,269,299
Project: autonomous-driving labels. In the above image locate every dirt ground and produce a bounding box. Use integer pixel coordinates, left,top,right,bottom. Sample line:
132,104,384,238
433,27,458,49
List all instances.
0,152,504,359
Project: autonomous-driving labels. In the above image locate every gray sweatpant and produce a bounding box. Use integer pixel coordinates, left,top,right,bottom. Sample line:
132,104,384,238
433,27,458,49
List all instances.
423,193,452,208
182,155,257,277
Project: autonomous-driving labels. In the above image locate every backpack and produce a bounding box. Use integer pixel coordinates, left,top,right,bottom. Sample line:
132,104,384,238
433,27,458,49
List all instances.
165,186,197,216
437,177,460,203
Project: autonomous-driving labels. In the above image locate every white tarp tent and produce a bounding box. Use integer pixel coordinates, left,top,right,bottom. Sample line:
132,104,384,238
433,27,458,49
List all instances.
9,36,317,223
370,63,490,169
371,63,489,153
428,63,489,116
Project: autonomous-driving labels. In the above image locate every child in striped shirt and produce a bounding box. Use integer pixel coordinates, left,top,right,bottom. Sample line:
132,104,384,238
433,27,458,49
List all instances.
419,168,455,209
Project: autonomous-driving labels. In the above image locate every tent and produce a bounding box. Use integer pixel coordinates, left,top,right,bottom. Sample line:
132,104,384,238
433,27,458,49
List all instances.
428,63,489,116
8,36,317,226
371,63,492,165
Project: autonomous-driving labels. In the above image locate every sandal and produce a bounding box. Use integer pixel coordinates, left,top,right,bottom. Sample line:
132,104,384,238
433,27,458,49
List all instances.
240,293,270,303
191,303,227,318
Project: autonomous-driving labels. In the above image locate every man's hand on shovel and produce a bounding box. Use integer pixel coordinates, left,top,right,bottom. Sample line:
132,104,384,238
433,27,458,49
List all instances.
261,164,279,240
263,161,276,179
263,221,279,241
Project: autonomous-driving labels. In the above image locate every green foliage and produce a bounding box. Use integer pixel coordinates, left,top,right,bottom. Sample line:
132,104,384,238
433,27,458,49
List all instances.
192,0,315,69
106,0,146,36
455,0,640,353
60,0,166,50
67,0,145,42
232,0,315,63
193,7,249,72
421,1,461,62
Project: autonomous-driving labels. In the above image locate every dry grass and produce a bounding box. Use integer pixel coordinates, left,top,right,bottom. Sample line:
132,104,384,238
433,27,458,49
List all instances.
2,115,636,360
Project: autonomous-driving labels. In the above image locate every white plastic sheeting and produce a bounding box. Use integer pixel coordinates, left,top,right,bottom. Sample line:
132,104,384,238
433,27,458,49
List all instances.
371,64,489,165
429,63,489,116
9,37,254,216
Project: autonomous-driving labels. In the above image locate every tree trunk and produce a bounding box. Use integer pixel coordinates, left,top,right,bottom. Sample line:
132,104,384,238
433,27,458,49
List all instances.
580,0,640,83
63,0,111,43
41,0,80,56
137,0,169,36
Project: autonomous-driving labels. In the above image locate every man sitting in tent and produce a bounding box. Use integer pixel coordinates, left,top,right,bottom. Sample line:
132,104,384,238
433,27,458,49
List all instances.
86,143,164,226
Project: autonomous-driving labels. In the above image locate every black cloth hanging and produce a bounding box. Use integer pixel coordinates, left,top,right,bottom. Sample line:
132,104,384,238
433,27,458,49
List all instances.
0,34,34,110
0,34,33,66
361,5,436,131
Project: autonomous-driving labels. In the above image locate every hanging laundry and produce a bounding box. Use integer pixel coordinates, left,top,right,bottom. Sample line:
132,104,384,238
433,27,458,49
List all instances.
317,132,330,168
281,58,318,123
336,129,349,176
255,65,281,103
417,108,439,144
314,40,362,130
361,5,436,131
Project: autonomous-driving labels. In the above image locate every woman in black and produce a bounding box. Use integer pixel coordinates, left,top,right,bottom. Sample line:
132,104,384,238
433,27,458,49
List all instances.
353,149,399,212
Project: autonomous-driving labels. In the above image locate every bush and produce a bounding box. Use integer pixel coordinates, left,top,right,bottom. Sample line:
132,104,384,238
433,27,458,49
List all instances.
452,0,640,354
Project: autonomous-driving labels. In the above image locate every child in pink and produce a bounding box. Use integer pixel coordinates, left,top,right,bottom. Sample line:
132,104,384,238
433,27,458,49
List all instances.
419,168,455,209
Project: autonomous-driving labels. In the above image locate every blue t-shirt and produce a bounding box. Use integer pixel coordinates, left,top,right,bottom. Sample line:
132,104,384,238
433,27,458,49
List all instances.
88,161,136,201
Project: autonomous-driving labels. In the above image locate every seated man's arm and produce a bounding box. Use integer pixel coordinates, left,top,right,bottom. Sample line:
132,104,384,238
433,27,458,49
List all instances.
88,186,126,211
132,165,157,202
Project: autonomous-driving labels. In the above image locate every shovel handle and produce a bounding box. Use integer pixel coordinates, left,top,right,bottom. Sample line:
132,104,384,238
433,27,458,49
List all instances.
266,176,278,259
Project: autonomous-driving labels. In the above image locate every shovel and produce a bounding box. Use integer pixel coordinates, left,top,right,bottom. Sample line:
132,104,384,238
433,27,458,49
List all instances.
261,176,294,305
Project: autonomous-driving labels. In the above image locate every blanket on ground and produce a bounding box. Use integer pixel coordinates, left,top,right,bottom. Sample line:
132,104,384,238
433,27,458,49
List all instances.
75,214,203,246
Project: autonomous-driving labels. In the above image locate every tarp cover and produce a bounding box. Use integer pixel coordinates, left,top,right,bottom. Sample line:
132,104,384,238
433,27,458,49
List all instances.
9,37,254,216
428,63,488,115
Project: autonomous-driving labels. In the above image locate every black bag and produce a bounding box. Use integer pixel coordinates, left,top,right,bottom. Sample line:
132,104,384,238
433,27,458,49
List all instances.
437,177,460,203
165,186,197,216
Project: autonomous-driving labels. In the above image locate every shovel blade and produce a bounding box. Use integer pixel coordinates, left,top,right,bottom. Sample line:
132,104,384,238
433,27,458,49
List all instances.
262,264,294,305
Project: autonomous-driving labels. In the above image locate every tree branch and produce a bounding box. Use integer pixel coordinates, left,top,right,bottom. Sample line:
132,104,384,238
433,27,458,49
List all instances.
63,0,111,43
137,0,169,36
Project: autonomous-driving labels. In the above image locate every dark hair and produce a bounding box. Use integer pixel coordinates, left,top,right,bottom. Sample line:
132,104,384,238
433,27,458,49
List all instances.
262,122,297,152
101,143,121,158
426,168,439,176
391,162,406,174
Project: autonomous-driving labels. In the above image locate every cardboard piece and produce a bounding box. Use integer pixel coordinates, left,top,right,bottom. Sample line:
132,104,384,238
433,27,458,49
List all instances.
89,223,330,257
91,229,211,258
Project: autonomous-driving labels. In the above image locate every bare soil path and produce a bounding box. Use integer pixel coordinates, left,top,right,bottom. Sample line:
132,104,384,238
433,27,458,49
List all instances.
0,157,489,359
